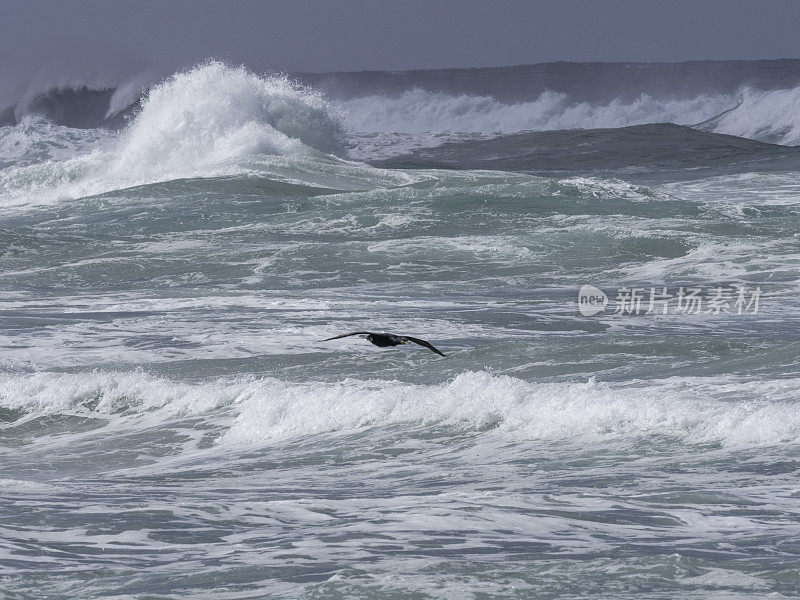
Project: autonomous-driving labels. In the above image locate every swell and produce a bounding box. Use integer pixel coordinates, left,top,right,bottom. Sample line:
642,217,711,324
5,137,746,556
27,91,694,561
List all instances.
371,123,800,177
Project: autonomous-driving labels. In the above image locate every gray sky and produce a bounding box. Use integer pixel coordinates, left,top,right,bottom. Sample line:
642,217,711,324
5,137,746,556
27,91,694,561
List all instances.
3,0,800,74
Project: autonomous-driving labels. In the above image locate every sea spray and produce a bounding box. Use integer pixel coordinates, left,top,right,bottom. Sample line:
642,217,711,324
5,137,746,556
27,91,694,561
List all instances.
0,62,348,208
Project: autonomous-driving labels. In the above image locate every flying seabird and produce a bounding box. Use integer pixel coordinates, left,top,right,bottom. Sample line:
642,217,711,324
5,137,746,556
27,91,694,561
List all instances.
321,331,446,356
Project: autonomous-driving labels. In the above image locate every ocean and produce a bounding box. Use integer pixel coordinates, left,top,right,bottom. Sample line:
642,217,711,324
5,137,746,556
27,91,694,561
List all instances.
1,59,799,598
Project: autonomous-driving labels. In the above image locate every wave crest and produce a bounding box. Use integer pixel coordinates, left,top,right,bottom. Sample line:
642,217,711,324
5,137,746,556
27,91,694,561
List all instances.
4,370,799,449
341,88,735,134
113,61,346,174
703,86,800,145
0,62,350,209
341,84,800,149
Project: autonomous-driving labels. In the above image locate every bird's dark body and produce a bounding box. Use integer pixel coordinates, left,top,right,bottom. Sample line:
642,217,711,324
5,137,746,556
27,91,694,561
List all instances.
321,331,446,356
366,333,405,347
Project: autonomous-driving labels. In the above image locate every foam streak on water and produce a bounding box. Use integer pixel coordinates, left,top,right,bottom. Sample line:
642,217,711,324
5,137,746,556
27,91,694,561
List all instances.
2,60,800,599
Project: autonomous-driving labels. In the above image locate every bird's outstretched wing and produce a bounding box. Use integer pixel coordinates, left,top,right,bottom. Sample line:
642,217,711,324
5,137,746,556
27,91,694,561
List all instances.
321,331,373,341
404,336,446,356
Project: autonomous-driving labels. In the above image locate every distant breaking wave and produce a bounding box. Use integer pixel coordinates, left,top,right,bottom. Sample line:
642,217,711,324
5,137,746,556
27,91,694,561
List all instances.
340,88,735,134
698,86,800,145
9,78,800,148
341,86,800,146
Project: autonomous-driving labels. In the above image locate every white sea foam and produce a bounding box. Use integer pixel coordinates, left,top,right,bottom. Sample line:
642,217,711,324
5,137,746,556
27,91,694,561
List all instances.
0,116,113,166
3,371,799,449
0,478,54,492
113,61,345,170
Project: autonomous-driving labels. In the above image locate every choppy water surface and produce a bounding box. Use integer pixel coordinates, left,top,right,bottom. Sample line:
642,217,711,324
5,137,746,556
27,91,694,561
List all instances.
1,61,800,599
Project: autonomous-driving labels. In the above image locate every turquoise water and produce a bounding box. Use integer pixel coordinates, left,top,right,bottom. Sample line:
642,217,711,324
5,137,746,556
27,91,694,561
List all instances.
1,61,800,599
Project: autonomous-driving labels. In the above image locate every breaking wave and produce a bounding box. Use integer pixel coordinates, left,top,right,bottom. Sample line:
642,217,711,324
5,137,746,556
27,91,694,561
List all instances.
341,84,800,148
0,62,348,208
702,85,800,145
340,88,736,134
3,370,799,449
112,61,346,171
